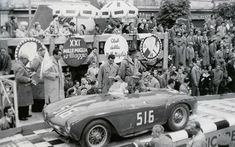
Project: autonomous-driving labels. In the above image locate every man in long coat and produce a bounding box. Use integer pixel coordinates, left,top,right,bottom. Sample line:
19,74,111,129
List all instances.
173,39,186,68
43,49,64,104
200,40,210,67
98,54,119,93
191,59,202,96
186,42,195,66
30,47,45,112
13,54,34,121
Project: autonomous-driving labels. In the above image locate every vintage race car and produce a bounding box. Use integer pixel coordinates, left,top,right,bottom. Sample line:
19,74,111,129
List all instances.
43,89,197,147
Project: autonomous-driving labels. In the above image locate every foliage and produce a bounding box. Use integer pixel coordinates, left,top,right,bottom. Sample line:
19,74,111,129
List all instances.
213,2,235,23
157,0,191,29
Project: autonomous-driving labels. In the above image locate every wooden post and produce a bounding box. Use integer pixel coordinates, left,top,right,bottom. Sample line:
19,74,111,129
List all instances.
163,32,168,69
13,80,19,127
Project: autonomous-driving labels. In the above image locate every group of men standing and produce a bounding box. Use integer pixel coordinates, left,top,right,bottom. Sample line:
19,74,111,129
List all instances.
98,47,143,94
13,48,64,120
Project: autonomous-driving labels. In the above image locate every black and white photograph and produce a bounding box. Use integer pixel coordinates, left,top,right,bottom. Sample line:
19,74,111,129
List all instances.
0,0,235,147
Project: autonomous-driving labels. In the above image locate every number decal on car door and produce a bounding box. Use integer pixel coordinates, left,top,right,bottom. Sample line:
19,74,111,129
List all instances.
136,110,154,126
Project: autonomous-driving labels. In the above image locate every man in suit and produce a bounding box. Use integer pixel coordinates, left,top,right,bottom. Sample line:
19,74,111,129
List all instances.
191,58,202,96
43,49,64,104
30,47,45,112
0,106,15,130
13,54,35,120
98,54,119,93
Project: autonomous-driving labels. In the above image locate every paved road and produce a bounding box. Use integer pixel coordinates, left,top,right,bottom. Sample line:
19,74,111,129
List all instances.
1,98,235,147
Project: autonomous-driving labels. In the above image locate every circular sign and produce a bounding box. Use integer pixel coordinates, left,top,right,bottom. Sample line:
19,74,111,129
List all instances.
104,35,128,63
62,37,88,67
15,38,46,66
140,35,162,61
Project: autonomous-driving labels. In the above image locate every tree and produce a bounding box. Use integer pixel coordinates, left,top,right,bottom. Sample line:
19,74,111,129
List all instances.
213,2,235,23
157,0,191,29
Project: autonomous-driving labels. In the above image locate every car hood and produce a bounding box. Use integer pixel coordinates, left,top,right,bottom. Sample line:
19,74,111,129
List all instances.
43,94,125,126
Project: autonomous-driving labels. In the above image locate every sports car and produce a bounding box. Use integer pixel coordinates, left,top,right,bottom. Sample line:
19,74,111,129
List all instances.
43,88,197,147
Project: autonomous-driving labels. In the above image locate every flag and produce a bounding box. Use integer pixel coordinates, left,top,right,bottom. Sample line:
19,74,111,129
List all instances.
40,49,53,79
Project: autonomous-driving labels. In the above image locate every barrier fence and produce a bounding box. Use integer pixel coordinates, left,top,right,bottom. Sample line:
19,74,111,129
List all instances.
0,75,19,127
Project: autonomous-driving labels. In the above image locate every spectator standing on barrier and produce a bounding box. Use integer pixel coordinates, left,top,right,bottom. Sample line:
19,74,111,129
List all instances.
0,106,15,130
0,48,12,75
43,49,64,104
30,47,45,112
5,16,18,38
98,54,119,93
191,58,201,96
186,121,206,147
13,54,35,121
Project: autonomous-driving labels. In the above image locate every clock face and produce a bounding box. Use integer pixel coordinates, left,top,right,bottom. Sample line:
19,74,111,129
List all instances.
140,35,162,61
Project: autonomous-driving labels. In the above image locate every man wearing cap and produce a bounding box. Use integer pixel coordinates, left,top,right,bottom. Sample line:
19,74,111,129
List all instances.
30,47,45,112
13,54,35,120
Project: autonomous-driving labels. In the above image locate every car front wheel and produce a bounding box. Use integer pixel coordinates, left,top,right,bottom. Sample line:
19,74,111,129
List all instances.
81,120,111,147
167,104,189,131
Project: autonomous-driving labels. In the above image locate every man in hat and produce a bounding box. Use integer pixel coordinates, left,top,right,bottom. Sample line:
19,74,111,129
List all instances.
30,47,46,112
5,16,18,38
13,54,36,120
118,48,143,93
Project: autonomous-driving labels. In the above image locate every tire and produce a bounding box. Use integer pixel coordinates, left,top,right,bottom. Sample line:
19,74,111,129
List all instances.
167,104,189,131
80,120,111,147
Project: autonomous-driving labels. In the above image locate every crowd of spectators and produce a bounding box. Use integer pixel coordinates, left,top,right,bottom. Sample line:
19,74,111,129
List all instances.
1,13,235,126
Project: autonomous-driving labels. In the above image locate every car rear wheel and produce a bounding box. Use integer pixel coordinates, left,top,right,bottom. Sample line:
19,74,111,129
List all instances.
81,120,111,147
167,104,189,131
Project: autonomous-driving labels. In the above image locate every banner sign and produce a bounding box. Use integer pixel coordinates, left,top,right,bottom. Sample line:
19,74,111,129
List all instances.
140,35,162,61
104,35,128,63
62,37,88,67
15,38,46,64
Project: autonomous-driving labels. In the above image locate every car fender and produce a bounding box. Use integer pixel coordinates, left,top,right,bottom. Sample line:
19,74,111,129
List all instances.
69,115,120,141
165,95,196,119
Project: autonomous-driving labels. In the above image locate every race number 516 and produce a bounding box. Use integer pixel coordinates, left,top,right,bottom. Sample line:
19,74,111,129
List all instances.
136,110,154,126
